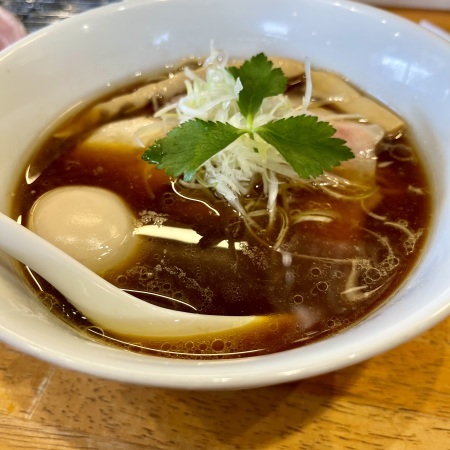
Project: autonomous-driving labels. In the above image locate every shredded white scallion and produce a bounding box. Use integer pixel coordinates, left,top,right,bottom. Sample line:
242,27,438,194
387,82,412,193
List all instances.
301,57,312,114
154,44,311,216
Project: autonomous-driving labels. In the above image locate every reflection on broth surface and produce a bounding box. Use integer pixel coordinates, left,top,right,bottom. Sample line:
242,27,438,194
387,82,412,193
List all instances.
12,53,431,359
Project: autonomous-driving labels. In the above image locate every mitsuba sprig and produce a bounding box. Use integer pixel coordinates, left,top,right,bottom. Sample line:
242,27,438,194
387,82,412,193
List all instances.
142,53,353,181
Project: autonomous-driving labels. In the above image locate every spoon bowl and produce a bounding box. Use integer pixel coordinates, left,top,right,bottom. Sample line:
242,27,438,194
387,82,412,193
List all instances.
0,212,258,338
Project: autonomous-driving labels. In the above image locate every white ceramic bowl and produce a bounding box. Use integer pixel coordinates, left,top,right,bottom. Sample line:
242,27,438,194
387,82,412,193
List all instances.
0,0,449,390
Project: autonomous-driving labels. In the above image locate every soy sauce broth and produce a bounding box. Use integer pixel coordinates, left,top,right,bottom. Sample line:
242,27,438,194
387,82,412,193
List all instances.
11,65,432,359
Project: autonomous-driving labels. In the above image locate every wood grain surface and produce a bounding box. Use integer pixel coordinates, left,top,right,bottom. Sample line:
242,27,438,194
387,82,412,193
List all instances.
0,7,449,450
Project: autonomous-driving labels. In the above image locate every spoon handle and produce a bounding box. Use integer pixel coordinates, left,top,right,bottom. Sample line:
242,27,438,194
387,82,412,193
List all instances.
0,212,257,337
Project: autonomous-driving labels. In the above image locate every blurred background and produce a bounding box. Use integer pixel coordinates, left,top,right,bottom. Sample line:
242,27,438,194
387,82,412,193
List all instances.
0,0,118,32
1,1,448,34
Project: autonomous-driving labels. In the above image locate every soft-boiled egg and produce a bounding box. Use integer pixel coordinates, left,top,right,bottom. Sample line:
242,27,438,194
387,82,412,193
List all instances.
27,186,139,274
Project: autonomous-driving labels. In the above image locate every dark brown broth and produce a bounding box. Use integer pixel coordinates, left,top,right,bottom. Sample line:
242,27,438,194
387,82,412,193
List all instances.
12,74,431,359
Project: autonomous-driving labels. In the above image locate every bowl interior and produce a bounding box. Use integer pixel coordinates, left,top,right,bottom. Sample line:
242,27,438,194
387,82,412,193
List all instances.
0,0,449,389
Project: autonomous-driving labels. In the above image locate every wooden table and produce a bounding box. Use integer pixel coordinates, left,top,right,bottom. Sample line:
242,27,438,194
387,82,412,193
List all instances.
1,6,449,450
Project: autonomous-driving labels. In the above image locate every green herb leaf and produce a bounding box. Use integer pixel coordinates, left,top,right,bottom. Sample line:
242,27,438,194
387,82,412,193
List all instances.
142,119,246,182
227,53,287,127
143,52,354,184
255,116,354,179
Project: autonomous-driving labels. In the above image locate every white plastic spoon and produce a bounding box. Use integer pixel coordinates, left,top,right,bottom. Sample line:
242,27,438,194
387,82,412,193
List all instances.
0,212,259,338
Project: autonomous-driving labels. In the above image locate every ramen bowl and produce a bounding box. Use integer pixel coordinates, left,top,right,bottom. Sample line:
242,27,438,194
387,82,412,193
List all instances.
0,0,449,389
